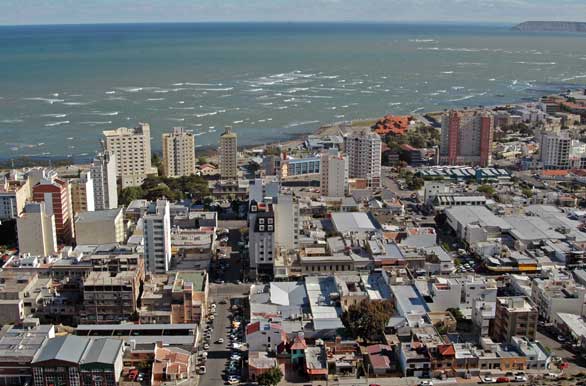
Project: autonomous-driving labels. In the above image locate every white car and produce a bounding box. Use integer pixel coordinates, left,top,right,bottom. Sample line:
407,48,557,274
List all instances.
216,338,225,344
481,377,496,384
227,376,240,385
419,381,433,386
203,343,210,350
231,342,241,349
197,366,206,375
514,375,527,382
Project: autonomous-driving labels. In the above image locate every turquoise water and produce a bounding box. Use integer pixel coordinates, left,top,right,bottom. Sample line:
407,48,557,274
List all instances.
1,22,586,159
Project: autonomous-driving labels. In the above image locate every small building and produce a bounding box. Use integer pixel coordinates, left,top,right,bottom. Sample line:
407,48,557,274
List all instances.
152,343,192,386
366,344,394,376
248,351,281,383
246,321,287,352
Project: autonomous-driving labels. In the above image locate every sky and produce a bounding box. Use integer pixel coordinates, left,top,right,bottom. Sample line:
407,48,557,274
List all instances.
0,0,585,25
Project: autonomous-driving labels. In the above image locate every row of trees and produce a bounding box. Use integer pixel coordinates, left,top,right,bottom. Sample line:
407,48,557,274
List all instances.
119,175,210,206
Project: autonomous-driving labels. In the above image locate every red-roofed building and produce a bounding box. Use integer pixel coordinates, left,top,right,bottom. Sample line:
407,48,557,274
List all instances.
373,115,413,137
246,321,287,352
151,343,192,386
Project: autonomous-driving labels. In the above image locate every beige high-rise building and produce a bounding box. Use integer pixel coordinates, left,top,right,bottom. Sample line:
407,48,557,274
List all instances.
344,130,382,188
320,149,348,197
102,122,156,188
17,202,57,256
162,127,196,177
219,126,238,180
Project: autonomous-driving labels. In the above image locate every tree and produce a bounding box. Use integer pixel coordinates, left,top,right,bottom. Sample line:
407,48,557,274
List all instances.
521,188,533,198
477,184,495,197
119,186,145,206
342,299,395,342
257,366,283,386
198,156,209,165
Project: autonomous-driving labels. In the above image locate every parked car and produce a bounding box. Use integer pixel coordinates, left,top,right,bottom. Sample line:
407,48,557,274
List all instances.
419,381,434,386
557,335,567,343
496,377,510,383
481,377,496,384
513,374,527,382
198,366,206,375
203,343,210,350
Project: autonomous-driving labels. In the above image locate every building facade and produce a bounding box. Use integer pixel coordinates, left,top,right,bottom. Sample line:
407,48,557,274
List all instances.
539,131,571,170
32,177,74,244
493,297,538,344
248,200,275,280
75,207,125,245
17,202,57,257
162,127,196,177
102,123,156,188
0,176,30,221
219,126,238,180
70,170,95,215
144,200,172,273
440,110,494,167
90,151,118,211
344,131,382,188
320,149,348,197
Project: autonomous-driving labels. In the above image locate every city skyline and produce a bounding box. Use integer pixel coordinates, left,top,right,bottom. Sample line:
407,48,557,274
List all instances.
0,0,585,26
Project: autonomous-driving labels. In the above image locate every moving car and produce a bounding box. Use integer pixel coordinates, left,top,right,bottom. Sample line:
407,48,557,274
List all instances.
216,338,225,344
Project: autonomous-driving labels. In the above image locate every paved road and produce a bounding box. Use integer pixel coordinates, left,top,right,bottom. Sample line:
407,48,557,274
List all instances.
536,329,586,375
197,300,232,386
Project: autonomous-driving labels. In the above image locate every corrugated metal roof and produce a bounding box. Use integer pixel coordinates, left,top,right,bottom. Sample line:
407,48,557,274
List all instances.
33,335,90,364
81,338,122,365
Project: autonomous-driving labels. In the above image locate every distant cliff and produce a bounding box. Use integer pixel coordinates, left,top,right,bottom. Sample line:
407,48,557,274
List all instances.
513,21,586,33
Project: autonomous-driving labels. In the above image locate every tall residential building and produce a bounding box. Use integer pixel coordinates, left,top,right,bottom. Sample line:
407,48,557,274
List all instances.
344,130,382,188
32,177,74,244
274,193,300,251
539,130,571,169
75,208,125,245
492,296,538,344
102,122,156,188
91,151,118,210
320,149,348,197
69,170,95,215
219,126,238,180
0,175,30,220
144,200,172,273
248,200,275,280
440,110,494,167
162,127,196,177
17,202,57,256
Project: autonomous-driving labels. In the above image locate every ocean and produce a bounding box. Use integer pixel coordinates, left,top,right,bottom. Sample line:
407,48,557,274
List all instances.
1,22,586,160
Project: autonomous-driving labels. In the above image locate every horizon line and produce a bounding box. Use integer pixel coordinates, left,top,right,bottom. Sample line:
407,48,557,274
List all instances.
0,20,519,28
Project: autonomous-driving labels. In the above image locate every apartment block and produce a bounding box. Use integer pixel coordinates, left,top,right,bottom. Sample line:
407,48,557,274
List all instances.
69,170,95,215
320,149,348,197
17,202,57,257
144,200,172,273
162,127,196,177
344,130,382,188
102,122,156,188
32,177,74,244
0,174,30,220
90,150,118,210
74,207,125,245
81,270,143,324
539,130,571,169
219,126,238,180
440,109,494,167
493,297,538,344
248,200,275,280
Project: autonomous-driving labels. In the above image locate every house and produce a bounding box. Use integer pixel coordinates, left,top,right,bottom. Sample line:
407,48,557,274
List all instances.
366,344,394,376
152,343,192,386
248,351,282,382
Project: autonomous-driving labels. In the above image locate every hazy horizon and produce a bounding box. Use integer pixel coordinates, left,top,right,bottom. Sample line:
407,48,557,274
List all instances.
0,0,584,26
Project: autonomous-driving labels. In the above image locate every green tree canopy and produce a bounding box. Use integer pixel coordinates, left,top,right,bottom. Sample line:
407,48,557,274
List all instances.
119,186,145,206
257,366,283,386
342,299,395,342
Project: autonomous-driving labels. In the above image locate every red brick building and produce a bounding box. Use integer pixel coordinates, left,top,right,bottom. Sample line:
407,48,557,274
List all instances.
33,177,74,244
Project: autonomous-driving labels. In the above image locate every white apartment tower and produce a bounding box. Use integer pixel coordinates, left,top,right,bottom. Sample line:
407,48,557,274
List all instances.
219,126,238,180
320,149,348,197
91,151,118,210
540,131,571,170
143,199,172,273
17,202,57,256
248,199,275,280
274,193,300,251
102,123,156,188
70,170,95,215
162,127,196,177
344,130,382,188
